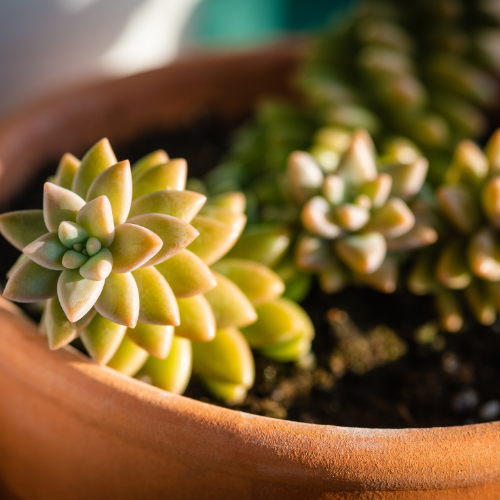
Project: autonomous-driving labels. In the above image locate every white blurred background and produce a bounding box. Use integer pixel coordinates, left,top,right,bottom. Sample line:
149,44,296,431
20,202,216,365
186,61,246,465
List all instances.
0,0,346,117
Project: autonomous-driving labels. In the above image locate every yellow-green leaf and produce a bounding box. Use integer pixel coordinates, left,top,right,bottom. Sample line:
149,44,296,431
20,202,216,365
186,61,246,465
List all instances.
129,190,206,222
131,150,169,180
155,249,216,298
211,258,284,306
53,153,81,190
80,313,127,365
127,213,198,267
192,327,254,387
107,223,161,273
4,259,59,302
76,196,115,247
23,232,67,270
132,159,187,200
43,183,85,232
107,335,149,376
87,160,133,225
0,210,48,251
176,295,216,342
94,272,139,328
58,269,104,322
132,267,179,326
137,337,192,394
72,138,117,199
45,297,96,350
126,322,174,359
187,216,240,265
204,271,257,328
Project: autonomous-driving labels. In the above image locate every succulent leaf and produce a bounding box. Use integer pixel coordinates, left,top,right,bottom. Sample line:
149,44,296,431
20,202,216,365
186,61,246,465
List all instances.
45,297,96,350
132,267,179,326
362,198,415,239
436,240,472,289
467,228,500,281
137,337,192,394
71,138,117,198
23,232,67,270
435,290,463,333
199,378,247,405
192,327,254,388
79,248,113,281
175,295,216,342
4,259,59,302
132,159,187,200
129,190,206,222
208,192,246,213
386,157,428,200
226,225,291,267
54,153,81,190
188,216,240,266
360,173,392,209
126,322,174,359
334,232,387,274
44,183,85,232
211,258,285,306
127,214,198,267
57,269,105,322
80,313,127,365
58,221,90,248
198,206,247,233
203,272,257,328
259,335,312,363
0,210,47,251
155,249,216,298
437,184,479,234
302,196,342,238
94,271,139,328
107,335,149,376
131,150,169,180
482,176,500,229
241,298,312,348
108,223,162,273
76,196,115,247
86,160,133,225
335,129,377,187
287,151,324,204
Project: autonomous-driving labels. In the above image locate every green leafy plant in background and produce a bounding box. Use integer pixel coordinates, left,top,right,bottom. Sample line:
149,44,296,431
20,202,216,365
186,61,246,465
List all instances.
0,140,313,404
202,0,500,302
408,129,500,332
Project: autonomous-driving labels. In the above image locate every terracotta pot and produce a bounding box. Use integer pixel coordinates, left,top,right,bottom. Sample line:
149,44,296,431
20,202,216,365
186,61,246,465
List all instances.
0,44,500,500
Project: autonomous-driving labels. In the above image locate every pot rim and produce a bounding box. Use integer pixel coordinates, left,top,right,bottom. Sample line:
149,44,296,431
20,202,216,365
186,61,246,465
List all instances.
0,45,499,494
1,308,499,492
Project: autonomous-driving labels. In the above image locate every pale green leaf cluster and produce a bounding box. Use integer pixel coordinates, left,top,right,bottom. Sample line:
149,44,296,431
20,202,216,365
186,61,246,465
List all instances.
288,128,434,294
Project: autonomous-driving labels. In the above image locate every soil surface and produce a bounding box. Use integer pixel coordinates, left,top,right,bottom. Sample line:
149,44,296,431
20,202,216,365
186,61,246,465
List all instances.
2,114,500,429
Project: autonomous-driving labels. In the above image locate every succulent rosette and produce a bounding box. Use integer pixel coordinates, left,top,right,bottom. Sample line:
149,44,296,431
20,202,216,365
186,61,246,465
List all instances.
408,129,500,331
0,139,201,357
288,128,436,294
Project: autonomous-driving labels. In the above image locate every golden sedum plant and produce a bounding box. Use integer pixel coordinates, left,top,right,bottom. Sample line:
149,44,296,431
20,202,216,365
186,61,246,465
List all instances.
0,139,201,356
408,129,500,332
28,147,316,405
288,128,436,294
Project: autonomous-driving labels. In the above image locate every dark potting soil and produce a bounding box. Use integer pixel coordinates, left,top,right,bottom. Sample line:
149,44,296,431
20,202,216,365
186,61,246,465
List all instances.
2,114,500,429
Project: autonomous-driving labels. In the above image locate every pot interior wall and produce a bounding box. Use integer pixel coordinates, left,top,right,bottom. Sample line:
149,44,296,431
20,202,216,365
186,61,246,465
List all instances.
0,42,301,209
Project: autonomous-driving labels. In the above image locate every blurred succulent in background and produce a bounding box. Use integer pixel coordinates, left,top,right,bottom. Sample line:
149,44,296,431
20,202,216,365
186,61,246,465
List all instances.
288,128,435,294
408,129,500,332
204,0,499,253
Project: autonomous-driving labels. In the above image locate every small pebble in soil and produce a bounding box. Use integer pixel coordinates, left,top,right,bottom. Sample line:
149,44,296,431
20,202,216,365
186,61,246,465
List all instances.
442,352,461,375
478,400,500,421
452,388,479,413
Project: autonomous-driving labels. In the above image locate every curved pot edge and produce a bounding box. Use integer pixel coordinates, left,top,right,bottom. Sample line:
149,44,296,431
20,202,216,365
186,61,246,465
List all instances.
1,308,499,493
